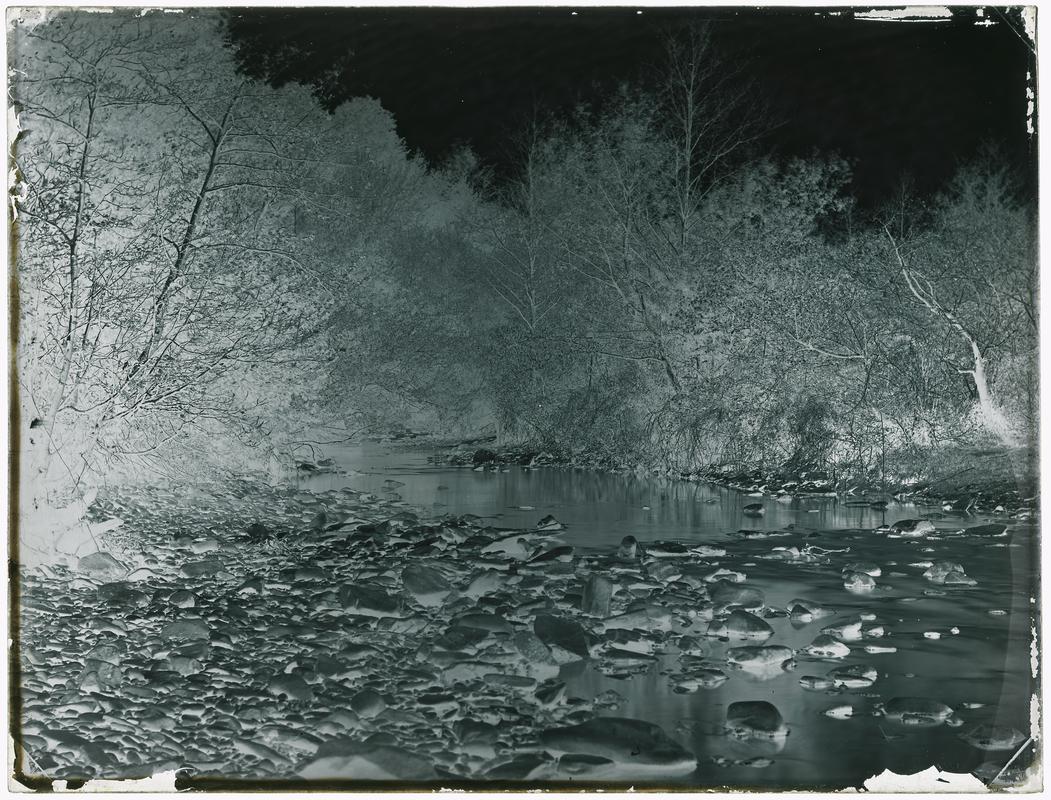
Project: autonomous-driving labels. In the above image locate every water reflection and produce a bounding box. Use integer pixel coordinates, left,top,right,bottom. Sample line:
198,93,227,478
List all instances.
302,442,1036,789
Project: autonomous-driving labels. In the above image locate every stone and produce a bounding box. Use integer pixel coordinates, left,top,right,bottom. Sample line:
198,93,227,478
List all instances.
582,574,613,617
401,564,453,607
169,589,196,608
536,515,564,531
534,614,589,661
708,610,773,641
340,585,403,618
268,674,314,702
159,618,210,641
726,701,788,739
77,551,127,580
616,536,639,559
350,689,386,719
888,519,935,537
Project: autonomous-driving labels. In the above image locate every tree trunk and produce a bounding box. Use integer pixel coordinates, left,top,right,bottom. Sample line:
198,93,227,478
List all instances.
969,344,1020,449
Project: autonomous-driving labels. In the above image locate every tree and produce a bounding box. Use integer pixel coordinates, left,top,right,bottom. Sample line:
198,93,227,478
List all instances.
10,11,338,556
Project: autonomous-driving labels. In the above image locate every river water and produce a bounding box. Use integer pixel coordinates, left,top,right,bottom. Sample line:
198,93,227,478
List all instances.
301,441,1038,789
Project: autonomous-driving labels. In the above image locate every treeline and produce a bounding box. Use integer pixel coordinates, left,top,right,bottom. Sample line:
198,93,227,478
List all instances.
13,12,1035,519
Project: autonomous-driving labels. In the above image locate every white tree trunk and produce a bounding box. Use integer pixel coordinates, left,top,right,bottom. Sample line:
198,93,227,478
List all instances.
969,346,1020,449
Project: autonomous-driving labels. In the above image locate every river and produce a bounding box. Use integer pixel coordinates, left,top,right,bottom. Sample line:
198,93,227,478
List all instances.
299,441,1037,789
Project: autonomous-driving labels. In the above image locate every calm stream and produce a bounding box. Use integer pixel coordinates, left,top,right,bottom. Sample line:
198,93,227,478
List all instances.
301,441,1037,788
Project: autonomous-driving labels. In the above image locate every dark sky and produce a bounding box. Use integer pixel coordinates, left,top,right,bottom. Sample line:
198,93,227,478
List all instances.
226,6,1035,206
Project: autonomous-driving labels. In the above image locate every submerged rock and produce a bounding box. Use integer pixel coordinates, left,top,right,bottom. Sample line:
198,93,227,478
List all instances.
742,503,765,517
538,717,697,775
725,701,788,739
959,724,1027,751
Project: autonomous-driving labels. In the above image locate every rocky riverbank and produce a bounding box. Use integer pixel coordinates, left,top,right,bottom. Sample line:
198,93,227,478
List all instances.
13,476,1036,790
435,442,1036,519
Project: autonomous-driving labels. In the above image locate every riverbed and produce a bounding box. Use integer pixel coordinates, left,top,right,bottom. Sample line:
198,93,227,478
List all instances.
300,441,1039,789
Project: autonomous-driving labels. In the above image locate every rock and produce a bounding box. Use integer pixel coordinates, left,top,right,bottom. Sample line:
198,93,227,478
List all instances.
821,620,863,641
463,570,502,598
725,701,788,739
190,537,220,554
843,571,876,592
798,675,834,691
526,545,574,565
711,581,765,611
888,519,935,537
401,564,453,607
350,689,386,719
882,697,956,727
582,574,614,616
964,523,1008,537
788,598,834,622
943,571,978,586
959,724,1027,751
828,664,878,688
616,536,640,559
603,604,674,632
246,522,271,541
536,515,564,532
339,585,404,618
513,631,557,664
297,740,435,780
77,551,127,580
268,674,314,702
824,704,855,719
539,717,697,775
534,614,589,661
480,534,533,560
742,503,765,517
96,581,147,607
159,618,210,641
181,558,222,578
845,561,881,577
923,561,966,584
452,612,512,635
727,645,795,672
472,449,497,465
801,634,850,658
708,610,773,641
168,589,196,609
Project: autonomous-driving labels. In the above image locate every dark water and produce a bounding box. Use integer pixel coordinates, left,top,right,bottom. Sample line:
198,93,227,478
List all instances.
303,442,1038,789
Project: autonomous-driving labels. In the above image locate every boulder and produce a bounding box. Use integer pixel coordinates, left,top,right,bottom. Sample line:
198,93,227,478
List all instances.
77,551,127,580
534,614,589,661
888,519,935,537
708,609,773,641
726,701,789,739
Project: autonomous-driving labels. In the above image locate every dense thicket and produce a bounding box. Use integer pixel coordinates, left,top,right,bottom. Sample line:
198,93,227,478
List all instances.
12,13,1035,556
